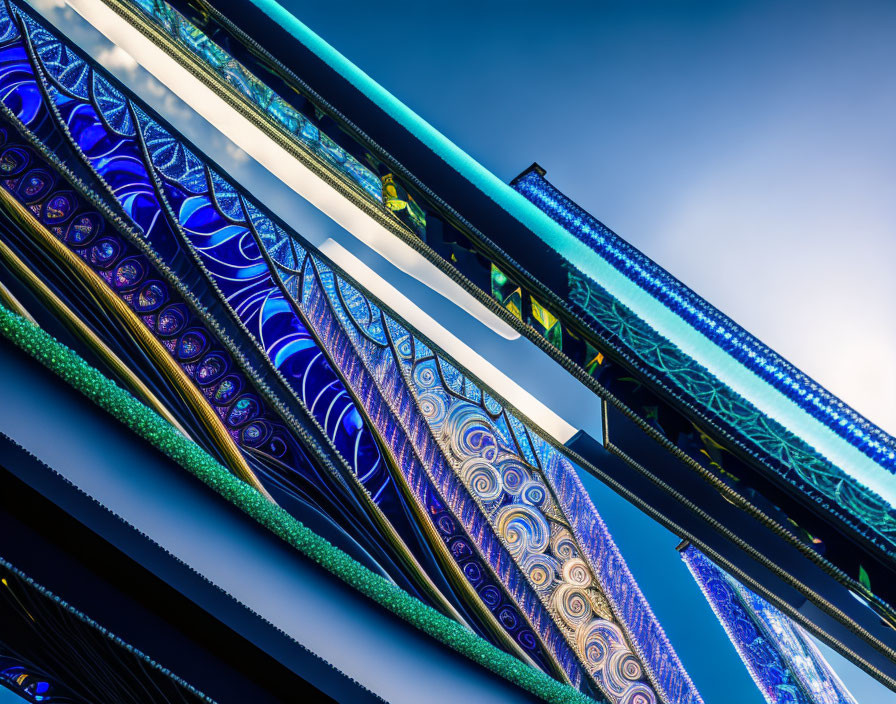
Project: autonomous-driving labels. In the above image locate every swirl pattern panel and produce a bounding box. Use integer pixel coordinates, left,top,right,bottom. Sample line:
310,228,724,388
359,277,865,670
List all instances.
0,2,707,699
302,256,700,704
300,254,581,686
0,2,574,688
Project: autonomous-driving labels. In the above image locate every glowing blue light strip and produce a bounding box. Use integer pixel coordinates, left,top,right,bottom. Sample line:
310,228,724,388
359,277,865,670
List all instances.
513,170,894,472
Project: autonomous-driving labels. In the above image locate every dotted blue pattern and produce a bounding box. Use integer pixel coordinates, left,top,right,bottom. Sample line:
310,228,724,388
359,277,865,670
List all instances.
513,170,896,473
682,546,857,704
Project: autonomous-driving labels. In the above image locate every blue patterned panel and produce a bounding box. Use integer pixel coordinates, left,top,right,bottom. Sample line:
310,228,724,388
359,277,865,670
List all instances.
395,353,661,703
0,0,15,44
514,170,895,475
681,546,857,704
22,21,184,264
0,5,707,696
136,117,402,514
569,270,896,555
323,269,701,704
318,260,702,700
129,0,384,204
0,18,63,147
532,435,702,704
303,258,703,702
0,124,356,536
301,255,579,686
12,16,392,516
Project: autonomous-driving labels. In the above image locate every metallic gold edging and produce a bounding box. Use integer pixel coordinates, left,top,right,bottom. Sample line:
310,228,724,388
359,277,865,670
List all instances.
0,276,34,321
0,235,189,436
0,186,272,500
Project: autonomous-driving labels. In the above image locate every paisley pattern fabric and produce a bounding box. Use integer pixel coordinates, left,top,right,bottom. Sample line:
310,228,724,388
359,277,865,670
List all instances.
681,547,858,704
0,2,706,701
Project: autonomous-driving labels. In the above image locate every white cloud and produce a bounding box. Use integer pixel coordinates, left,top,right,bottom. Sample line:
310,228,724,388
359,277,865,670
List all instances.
96,46,138,74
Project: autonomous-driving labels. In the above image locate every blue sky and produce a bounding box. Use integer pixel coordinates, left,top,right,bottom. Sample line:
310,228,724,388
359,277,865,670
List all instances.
280,1,896,701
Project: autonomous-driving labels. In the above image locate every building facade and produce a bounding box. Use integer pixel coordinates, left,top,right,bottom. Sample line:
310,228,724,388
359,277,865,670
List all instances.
0,1,888,702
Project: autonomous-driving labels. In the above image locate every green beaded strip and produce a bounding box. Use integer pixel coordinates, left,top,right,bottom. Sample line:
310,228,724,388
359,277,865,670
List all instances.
0,302,596,704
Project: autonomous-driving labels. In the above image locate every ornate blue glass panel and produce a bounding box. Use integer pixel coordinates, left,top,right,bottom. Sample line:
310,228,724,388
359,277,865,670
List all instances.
681,546,857,704
306,257,700,704
0,3,707,699
0,7,572,687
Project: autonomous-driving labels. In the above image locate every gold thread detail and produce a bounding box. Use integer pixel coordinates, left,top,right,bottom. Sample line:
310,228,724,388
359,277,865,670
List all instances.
0,187,272,501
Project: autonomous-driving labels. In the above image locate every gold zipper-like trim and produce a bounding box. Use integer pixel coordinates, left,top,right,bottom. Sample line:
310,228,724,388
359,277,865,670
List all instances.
0,187,272,500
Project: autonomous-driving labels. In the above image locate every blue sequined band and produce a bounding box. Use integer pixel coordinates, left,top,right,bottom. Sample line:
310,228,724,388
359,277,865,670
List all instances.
681,546,857,704
513,170,895,474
